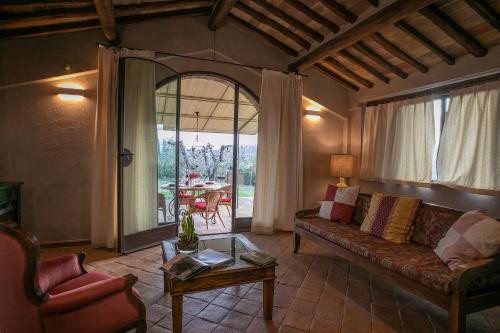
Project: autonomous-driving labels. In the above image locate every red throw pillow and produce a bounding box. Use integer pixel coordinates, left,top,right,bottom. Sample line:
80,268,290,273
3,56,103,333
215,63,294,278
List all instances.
319,185,360,224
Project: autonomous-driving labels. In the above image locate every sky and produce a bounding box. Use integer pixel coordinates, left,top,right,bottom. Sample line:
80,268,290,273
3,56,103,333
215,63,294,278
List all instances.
158,130,258,149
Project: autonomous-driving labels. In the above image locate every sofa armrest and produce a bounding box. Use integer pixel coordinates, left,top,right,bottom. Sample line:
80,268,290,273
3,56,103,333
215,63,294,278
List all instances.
38,253,86,293
40,274,138,316
450,254,500,293
295,207,320,219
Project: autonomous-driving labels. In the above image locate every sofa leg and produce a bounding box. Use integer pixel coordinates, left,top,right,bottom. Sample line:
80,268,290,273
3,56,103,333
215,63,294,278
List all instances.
449,293,466,333
293,231,301,254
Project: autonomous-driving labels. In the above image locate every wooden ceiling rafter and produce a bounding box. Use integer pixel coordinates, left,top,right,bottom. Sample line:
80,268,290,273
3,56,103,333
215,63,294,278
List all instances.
229,14,299,56
353,41,407,79
317,0,357,24
394,20,455,65
371,32,428,73
363,0,378,7
282,0,339,33
288,0,438,71
324,56,374,88
92,0,119,43
234,2,311,50
250,0,324,42
314,63,359,91
464,0,500,32
419,4,488,57
338,49,389,83
208,0,237,30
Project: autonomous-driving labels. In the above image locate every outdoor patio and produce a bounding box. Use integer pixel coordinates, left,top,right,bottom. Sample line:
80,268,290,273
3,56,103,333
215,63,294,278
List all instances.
158,196,253,235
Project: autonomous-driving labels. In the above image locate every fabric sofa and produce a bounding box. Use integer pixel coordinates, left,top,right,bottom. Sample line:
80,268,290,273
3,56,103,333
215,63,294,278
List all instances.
293,193,500,333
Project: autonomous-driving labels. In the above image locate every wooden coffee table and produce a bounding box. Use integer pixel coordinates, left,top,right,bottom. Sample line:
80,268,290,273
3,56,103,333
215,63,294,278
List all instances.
161,234,276,333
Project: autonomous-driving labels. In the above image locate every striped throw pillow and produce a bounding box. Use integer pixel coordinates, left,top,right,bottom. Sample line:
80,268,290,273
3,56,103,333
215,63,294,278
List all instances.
360,192,422,244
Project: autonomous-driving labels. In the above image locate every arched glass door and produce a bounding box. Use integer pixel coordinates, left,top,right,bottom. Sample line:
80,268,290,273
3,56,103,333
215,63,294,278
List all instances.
119,65,258,253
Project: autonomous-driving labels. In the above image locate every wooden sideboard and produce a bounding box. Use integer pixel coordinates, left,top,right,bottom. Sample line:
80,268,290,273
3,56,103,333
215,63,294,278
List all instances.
0,182,23,226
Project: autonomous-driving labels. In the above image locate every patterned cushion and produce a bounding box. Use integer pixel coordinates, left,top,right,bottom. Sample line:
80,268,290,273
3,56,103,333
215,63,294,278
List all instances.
352,195,371,225
435,210,500,270
411,205,462,248
295,217,452,294
320,185,360,224
360,193,422,244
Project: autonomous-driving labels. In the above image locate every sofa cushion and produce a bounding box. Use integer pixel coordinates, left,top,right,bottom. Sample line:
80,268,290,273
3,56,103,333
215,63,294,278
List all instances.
296,217,452,294
411,204,462,248
360,193,422,244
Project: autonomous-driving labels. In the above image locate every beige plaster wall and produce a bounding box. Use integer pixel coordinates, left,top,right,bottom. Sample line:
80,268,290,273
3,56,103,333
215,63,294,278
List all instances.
0,14,350,242
302,107,347,208
347,46,500,218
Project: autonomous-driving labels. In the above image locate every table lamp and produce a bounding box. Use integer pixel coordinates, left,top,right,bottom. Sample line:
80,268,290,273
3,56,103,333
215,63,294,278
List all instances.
330,154,353,188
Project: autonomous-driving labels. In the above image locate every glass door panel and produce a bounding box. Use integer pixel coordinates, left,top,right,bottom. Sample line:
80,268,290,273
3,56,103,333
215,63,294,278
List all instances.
119,58,179,253
178,75,235,234
235,90,258,228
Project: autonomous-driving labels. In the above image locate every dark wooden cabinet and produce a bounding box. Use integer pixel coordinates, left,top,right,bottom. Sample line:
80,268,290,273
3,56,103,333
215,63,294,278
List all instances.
0,182,23,226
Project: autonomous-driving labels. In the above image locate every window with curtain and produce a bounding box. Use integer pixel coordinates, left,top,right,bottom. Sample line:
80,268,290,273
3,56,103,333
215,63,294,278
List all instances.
361,79,500,193
436,80,500,193
360,96,436,184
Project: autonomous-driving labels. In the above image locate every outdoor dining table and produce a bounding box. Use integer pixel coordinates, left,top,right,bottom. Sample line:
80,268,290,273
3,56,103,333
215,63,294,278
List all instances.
160,182,229,217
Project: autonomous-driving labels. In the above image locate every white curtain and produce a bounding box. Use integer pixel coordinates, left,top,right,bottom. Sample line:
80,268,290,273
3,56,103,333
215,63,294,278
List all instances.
252,70,303,233
122,59,158,235
360,96,435,184
437,80,500,192
91,46,154,248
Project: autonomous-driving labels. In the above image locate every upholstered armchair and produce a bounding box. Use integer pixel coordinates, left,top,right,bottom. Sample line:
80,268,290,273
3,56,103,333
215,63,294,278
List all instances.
0,222,146,333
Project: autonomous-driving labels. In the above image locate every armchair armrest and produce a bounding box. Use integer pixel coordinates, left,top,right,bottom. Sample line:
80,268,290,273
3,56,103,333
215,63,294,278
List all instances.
40,274,138,316
295,207,320,219
38,253,86,293
450,254,500,293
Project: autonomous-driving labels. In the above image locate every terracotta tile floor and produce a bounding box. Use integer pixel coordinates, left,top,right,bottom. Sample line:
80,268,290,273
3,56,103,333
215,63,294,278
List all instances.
44,233,500,333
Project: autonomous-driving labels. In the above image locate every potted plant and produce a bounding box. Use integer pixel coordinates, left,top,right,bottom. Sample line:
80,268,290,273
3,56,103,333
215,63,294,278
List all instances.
177,213,199,253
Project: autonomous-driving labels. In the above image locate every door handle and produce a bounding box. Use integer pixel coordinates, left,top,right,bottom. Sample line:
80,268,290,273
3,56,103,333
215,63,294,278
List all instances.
120,148,134,167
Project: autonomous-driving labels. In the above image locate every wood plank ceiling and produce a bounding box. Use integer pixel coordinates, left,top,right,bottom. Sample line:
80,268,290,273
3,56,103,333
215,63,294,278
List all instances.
1,0,499,91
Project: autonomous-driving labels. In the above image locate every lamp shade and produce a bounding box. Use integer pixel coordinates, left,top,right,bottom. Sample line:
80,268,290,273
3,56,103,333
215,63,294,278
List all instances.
330,154,353,177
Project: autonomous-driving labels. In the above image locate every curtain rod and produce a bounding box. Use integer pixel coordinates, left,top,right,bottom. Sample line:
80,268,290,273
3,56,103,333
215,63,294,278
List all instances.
365,72,500,107
97,43,308,77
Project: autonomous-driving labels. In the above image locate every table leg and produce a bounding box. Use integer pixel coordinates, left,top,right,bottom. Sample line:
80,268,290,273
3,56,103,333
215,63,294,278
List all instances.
263,279,274,320
172,294,183,333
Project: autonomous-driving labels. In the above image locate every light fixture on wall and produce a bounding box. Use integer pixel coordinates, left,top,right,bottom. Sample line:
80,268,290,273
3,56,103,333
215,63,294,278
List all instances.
304,107,321,121
56,83,85,101
330,154,354,188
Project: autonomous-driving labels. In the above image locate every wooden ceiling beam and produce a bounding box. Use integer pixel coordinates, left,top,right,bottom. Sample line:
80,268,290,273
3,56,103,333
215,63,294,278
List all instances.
0,1,92,13
338,49,389,83
230,14,299,57
371,32,428,73
324,57,373,88
315,63,359,91
115,0,211,17
419,4,487,57
0,1,211,31
234,2,310,50
464,0,500,31
208,0,237,30
353,41,407,79
318,0,357,23
363,0,378,7
0,12,97,30
282,0,339,33
395,20,455,65
289,0,438,71
251,0,323,42
92,0,119,43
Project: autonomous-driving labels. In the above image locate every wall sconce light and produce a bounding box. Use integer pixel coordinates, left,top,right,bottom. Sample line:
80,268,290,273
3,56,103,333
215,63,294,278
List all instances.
304,109,321,121
56,83,85,101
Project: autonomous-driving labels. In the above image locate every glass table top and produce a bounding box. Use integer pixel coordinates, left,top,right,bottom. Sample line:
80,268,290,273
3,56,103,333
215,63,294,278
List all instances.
162,234,255,266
